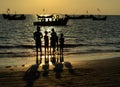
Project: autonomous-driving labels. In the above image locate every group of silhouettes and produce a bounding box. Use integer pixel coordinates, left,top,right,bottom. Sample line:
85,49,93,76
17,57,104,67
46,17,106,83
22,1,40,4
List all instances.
33,26,64,57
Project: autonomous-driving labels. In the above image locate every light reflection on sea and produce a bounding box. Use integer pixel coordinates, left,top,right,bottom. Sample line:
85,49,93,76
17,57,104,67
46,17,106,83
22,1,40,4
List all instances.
0,15,120,66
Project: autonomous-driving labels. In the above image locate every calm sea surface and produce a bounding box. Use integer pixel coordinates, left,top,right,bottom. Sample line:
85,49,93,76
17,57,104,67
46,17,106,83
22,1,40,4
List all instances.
0,15,120,64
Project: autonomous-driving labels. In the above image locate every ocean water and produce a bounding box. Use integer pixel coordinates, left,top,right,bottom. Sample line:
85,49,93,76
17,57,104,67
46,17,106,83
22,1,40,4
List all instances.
0,15,120,66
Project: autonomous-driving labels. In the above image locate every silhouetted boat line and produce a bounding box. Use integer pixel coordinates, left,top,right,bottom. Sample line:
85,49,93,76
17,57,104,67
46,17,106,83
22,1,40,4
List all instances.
65,14,107,21
65,14,93,19
2,9,26,20
2,14,10,19
2,14,26,20
92,8,107,20
92,15,107,20
33,14,69,26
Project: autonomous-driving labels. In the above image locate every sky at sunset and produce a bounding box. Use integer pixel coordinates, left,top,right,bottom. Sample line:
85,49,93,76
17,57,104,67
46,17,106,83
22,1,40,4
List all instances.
0,0,120,15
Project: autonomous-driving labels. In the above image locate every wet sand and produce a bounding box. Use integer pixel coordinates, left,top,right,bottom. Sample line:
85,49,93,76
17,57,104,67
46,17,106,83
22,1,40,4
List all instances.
0,56,120,87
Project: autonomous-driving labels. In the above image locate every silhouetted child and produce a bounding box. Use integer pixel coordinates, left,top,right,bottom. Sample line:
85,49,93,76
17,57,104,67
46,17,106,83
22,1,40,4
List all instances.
50,28,58,54
44,31,49,54
44,31,49,63
59,33,64,55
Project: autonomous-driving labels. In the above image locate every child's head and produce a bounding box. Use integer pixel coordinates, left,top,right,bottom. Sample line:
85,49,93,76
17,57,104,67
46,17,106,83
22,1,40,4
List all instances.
37,26,40,31
52,28,55,32
45,31,48,34
60,33,63,37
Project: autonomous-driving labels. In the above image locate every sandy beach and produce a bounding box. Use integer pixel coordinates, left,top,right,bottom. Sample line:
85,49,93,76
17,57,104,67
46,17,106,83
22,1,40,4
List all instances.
0,53,120,87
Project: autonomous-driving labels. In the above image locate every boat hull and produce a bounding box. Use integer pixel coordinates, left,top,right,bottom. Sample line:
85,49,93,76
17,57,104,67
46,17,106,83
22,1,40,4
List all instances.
2,14,10,19
8,16,26,20
2,14,26,20
92,16,107,20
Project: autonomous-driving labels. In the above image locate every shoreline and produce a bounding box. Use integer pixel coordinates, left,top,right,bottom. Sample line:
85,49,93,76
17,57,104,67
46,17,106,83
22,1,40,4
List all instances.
0,52,120,87
0,52,120,67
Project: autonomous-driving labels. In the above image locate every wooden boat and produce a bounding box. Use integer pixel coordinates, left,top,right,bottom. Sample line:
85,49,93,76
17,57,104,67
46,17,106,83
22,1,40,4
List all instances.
2,14,10,19
2,14,26,20
2,9,26,20
92,8,107,20
33,14,69,26
65,15,84,19
8,14,26,20
65,14,93,19
92,15,107,20
2,9,10,19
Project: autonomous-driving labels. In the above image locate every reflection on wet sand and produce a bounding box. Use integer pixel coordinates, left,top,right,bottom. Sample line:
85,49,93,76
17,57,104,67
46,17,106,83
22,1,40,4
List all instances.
23,50,74,86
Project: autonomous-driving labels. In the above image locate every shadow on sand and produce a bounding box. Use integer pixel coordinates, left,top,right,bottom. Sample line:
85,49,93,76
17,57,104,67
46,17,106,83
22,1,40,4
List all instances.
51,54,74,79
23,53,74,86
42,63,49,77
64,62,74,74
23,64,40,87
51,54,63,79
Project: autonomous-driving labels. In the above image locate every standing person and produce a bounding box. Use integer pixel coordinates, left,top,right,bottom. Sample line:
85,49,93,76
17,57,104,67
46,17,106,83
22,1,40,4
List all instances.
50,28,58,54
44,31,49,55
33,26,43,56
59,33,64,55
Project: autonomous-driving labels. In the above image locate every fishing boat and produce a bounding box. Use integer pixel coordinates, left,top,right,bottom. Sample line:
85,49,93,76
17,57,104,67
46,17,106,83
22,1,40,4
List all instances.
92,15,107,20
2,14,26,20
2,14,10,19
2,9,26,20
7,14,26,20
65,15,84,19
92,8,107,21
65,10,93,20
2,8,10,19
33,14,69,26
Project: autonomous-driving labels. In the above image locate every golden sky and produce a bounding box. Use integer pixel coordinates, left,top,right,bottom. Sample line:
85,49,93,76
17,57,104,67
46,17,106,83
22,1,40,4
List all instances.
0,0,120,15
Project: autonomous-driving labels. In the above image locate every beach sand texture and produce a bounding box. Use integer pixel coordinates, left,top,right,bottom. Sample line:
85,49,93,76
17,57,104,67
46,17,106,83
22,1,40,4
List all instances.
0,57,120,87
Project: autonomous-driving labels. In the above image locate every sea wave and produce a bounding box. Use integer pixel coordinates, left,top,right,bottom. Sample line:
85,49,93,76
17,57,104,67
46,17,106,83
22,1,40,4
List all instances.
0,52,35,58
0,41,120,49
0,48,120,58
0,45,35,49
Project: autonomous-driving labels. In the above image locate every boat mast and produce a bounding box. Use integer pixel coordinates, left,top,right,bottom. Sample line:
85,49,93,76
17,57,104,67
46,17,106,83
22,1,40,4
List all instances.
6,8,10,14
97,8,101,16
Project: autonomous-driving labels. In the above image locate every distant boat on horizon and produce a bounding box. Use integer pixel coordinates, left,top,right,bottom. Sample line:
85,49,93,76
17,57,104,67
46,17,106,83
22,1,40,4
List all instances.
92,15,107,21
92,8,107,21
2,9,26,20
2,14,26,20
33,14,69,26
65,14,93,19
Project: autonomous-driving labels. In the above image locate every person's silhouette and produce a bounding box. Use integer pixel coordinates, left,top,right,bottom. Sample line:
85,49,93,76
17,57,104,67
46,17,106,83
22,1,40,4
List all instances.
59,33,64,55
50,28,58,54
44,31,49,55
33,26,43,60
